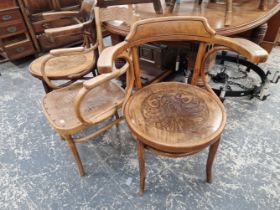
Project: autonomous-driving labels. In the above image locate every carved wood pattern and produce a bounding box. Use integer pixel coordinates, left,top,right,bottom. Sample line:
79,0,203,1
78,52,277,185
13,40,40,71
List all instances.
141,89,209,133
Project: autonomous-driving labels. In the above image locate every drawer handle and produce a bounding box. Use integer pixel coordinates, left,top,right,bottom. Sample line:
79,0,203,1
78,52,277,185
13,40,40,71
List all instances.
7,26,17,33
1,15,12,21
15,47,25,53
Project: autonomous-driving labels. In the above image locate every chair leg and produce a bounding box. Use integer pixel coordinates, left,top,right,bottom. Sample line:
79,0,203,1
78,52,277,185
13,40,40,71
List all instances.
65,135,85,176
115,111,120,119
42,80,52,93
206,138,220,183
137,140,145,195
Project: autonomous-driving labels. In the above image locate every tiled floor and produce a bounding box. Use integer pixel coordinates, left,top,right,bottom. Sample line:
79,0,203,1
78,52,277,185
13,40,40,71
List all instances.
0,47,280,210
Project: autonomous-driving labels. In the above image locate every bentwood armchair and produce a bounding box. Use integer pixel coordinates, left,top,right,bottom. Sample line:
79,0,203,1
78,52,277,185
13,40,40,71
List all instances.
41,51,134,176
39,3,137,176
29,0,97,93
97,16,268,193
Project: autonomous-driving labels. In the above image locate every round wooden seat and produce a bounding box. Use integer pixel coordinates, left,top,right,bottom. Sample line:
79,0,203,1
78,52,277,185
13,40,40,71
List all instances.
42,81,125,134
29,51,95,79
125,82,226,154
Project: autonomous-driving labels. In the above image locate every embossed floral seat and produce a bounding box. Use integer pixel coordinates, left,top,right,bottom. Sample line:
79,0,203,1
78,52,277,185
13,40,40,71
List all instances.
97,16,268,193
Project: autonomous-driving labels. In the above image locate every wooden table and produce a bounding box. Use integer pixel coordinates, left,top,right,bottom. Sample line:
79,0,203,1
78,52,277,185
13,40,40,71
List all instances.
104,0,280,52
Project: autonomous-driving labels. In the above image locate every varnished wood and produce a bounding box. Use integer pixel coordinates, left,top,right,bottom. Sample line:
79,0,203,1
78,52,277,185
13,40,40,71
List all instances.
40,57,134,175
29,0,97,93
97,16,268,193
94,6,138,53
206,138,220,183
199,0,268,26
66,135,85,176
103,0,280,45
137,140,145,195
97,0,163,14
126,82,225,153
19,0,83,52
0,0,36,61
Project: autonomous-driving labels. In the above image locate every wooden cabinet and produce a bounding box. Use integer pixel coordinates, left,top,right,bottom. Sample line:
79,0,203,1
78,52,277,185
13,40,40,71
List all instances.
0,0,35,62
19,0,83,52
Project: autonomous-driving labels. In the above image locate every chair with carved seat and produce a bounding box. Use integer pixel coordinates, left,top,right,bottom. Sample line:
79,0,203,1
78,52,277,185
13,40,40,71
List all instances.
97,16,268,193
29,0,98,93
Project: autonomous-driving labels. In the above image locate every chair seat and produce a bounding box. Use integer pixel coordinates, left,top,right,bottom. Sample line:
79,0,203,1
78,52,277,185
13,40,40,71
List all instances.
42,81,125,134
125,82,226,153
29,51,95,79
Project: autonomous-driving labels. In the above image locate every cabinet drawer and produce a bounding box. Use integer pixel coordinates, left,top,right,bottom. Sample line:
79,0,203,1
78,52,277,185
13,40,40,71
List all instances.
0,21,26,38
32,18,79,34
0,8,22,24
5,40,35,60
0,0,17,10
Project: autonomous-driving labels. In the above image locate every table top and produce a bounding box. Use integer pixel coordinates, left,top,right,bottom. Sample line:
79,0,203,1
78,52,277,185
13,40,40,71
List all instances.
104,0,280,36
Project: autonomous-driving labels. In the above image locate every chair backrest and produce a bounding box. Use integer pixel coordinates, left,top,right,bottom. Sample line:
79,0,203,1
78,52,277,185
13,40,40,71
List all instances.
97,16,267,90
94,5,139,53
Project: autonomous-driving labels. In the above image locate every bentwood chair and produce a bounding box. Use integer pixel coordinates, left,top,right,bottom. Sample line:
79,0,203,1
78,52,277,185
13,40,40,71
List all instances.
39,3,139,176
97,16,268,193
40,48,134,176
29,0,97,93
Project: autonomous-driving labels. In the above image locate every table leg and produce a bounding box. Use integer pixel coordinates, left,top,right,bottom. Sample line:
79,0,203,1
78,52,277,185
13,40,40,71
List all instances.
152,0,163,14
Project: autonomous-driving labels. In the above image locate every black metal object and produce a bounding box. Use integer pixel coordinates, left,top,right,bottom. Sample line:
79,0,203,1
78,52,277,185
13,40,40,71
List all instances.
209,54,271,101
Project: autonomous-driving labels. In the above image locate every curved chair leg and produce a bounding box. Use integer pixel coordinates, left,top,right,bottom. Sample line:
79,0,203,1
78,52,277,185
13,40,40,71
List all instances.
65,135,85,176
137,140,145,195
206,138,220,183
115,111,120,119
42,80,52,93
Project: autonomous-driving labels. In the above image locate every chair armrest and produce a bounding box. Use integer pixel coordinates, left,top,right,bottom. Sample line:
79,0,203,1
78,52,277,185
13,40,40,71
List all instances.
41,44,98,89
215,36,268,64
50,47,85,56
44,18,92,38
232,38,268,62
44,23,84,38
49,42,98,56
74,68,127,124
42,11,79,21
97,42,128,73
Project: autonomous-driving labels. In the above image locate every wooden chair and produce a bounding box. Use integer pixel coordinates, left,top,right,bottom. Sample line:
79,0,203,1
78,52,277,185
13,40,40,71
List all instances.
39,3,139,177
97,16,268,193
40,48,134,176
198,0,268,26
29,0,98,93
